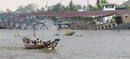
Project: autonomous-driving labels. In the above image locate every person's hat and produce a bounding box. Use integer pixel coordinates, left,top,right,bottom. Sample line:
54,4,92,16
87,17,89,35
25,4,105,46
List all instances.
36,36,39,39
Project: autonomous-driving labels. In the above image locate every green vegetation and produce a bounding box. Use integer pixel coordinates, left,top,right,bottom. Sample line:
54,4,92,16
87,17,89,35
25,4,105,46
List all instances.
0,11,4,14
48,3,64,12
48,0,83,12
101,0,107,4
47,0,107,12
126,5,130,10
90,6,102,11
5,0,110,13
96,0,101,8
96,0,107,11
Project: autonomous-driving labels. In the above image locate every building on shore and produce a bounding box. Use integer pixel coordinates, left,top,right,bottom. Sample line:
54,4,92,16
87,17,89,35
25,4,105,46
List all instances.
1,3,130,30
0,10,130,30
53,3,130,30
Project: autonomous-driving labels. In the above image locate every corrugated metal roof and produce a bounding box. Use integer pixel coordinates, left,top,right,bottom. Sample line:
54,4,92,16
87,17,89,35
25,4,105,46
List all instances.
56,10,130,18
18,10,130,18
56,11,115,18
18,12,56,18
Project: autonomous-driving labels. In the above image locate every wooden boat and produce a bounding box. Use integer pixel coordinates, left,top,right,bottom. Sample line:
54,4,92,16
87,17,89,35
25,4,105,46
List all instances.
22,24,60,50
64,32,75,36
23,37,60,50
64,29,75,36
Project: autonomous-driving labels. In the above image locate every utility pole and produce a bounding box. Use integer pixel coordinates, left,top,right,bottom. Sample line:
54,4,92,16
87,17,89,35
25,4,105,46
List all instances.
45,0,48,11
87,0,90,10
60,0,62,4
59,0,62,12
87,0,90,5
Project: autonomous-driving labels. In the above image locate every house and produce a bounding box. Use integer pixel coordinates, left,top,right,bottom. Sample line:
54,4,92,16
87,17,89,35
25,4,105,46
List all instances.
102,3,116,11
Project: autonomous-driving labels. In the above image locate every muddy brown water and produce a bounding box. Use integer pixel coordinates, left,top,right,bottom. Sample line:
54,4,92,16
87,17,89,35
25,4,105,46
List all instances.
0,29,130,59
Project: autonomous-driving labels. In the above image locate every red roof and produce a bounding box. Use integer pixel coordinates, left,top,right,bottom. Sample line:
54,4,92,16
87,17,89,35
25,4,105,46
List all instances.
18,12,56,18
56,11,116,18
18,10,130,18
56,10,130,18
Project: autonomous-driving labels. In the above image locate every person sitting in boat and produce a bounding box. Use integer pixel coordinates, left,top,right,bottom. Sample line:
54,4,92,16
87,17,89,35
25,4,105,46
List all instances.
29,42,35,45
34,37,41,45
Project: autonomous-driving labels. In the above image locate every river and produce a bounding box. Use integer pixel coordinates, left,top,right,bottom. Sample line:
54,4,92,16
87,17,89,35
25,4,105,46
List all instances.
0,29,130,59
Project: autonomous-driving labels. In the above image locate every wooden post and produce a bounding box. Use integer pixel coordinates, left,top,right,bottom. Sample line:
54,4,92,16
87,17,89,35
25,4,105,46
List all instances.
33,24,36,37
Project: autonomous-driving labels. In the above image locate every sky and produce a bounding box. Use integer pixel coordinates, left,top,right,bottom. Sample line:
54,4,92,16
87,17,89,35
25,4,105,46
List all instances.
0,0,128,11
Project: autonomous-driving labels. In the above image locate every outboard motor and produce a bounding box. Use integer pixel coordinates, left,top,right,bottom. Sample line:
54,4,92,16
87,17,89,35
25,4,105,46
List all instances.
51,39,60,50
55,39,60,41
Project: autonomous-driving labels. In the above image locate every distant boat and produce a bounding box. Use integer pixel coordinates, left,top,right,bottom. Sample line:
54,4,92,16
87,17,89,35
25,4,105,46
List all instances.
64,29,75,36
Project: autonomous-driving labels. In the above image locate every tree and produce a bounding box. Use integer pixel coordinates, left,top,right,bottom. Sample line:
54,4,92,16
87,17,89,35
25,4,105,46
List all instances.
16,3,38,13
64,6,70,11
24,3,37,13
6,9,12,13
36,7,45,12
48,3,64,12
122,0,130,10
46,0,85,12
41,7,45,12
83,5,86,10
69,0,75,11
16,6,25,13
126,5,130,9
74,5,82,10
0,10,4,14
90,6,101,11
96,0,101,8
101,0,107,5
63,0,81,11
95,0,107,10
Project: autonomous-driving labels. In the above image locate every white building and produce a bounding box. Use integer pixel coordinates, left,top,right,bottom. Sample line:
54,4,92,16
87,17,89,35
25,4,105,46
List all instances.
101,3,116,24
102,3,116,11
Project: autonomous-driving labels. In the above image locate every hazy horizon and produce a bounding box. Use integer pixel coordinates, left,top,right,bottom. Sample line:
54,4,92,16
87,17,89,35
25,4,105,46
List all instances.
0,0,128,11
